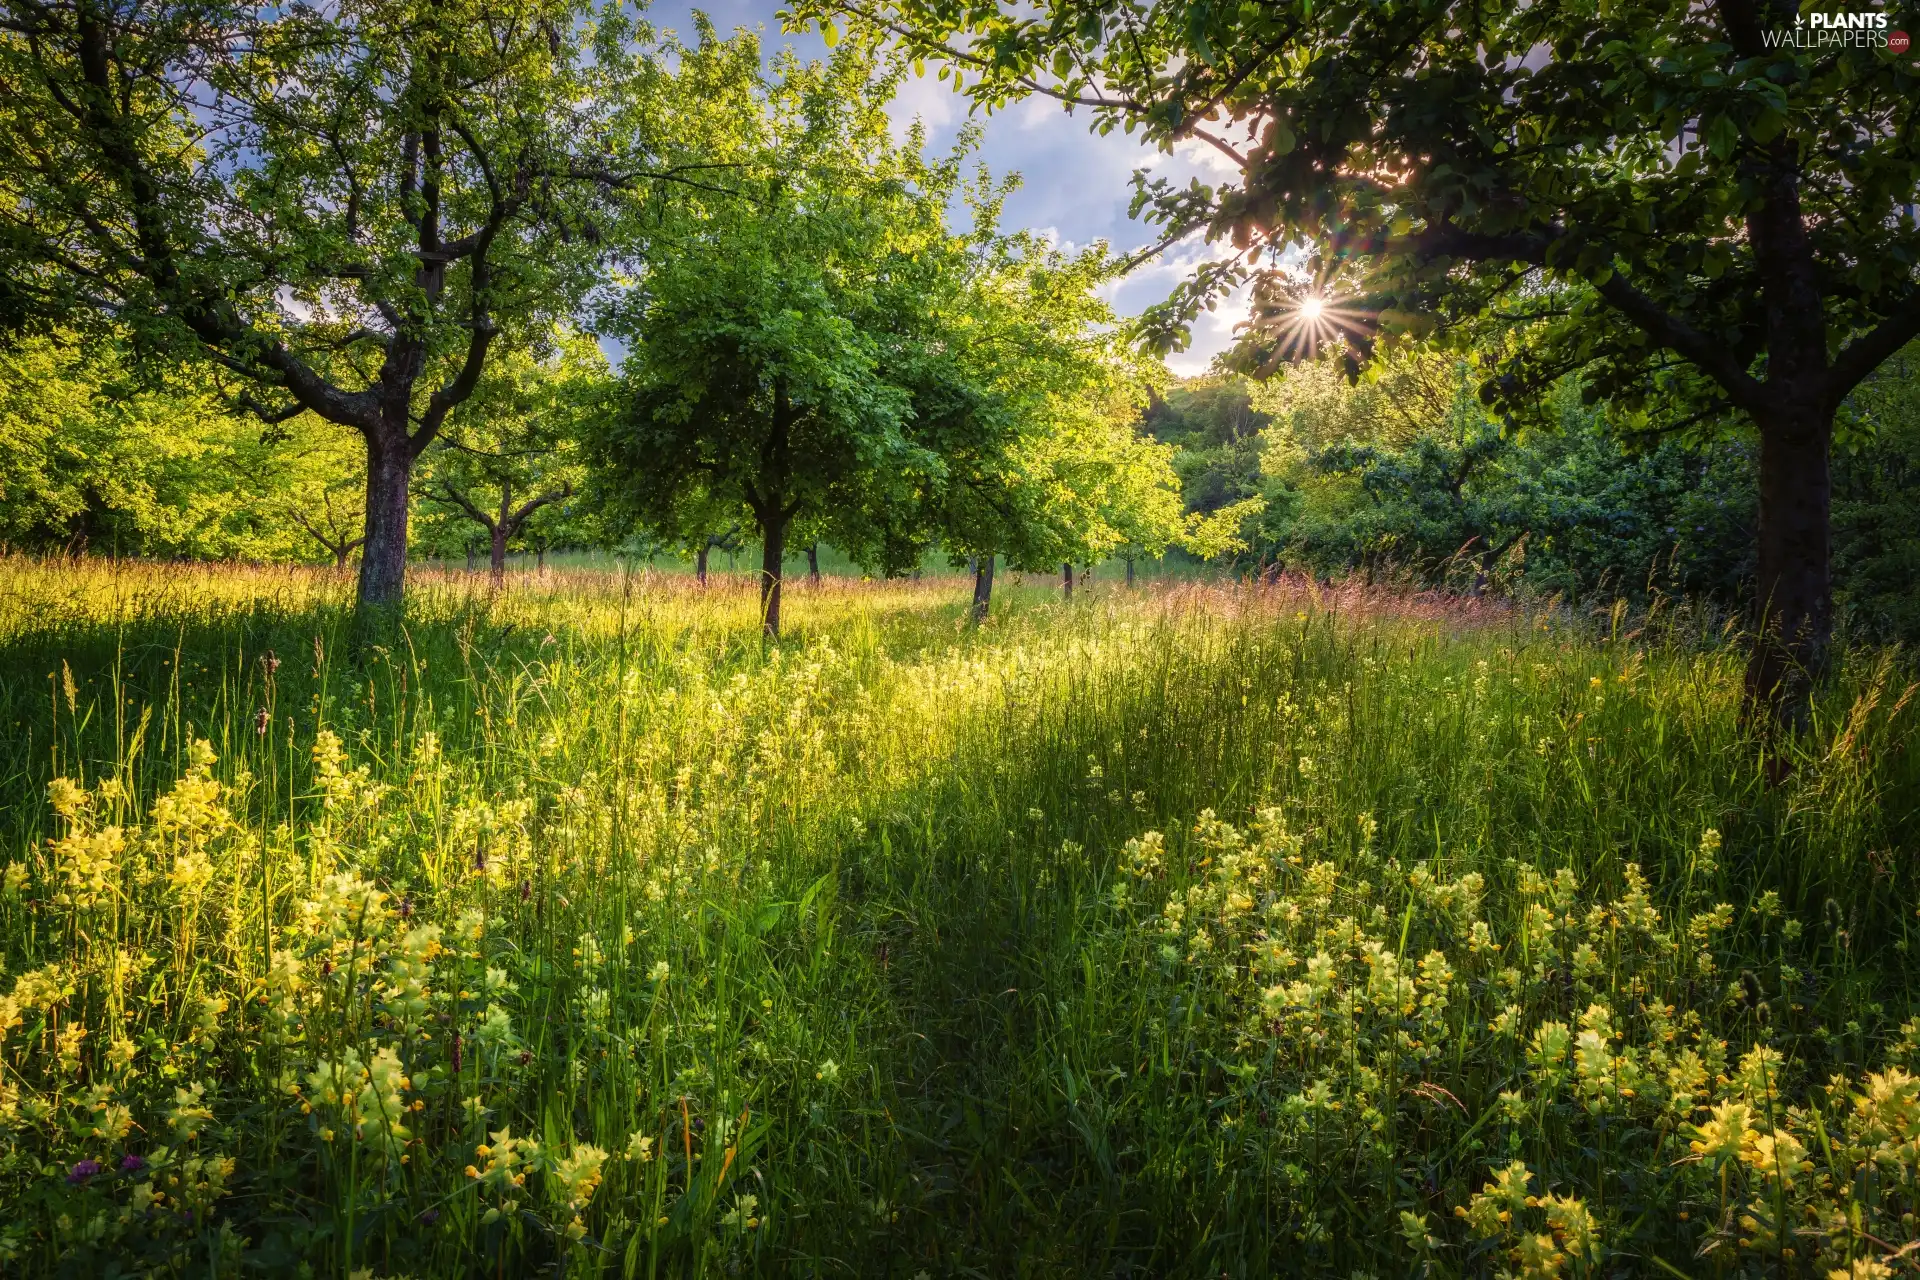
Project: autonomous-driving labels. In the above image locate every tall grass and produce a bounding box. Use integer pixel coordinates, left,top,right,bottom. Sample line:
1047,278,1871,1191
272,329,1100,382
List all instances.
0,556,1916,1278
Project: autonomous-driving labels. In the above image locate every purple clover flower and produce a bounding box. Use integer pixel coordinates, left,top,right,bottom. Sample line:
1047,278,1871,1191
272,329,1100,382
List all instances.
66,1159,103,1185
119,1154,147,1174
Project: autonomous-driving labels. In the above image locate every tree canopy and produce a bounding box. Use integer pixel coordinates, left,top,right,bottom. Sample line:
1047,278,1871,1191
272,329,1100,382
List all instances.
588,41,1179,634
794,0,1920,718
0,0,692,607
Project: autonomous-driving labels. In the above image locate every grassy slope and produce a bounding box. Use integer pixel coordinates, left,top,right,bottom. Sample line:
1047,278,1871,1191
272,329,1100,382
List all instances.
0,558,1915,1277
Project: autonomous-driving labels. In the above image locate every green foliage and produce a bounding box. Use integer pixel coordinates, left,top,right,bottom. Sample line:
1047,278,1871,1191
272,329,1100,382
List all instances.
810,0,1919,417
1834,345,1920,645
1145,378,1270,518
809,0,1920,708
0,333,360,561
0,0,692,604
416,330,606,571
588,41,1183,612
1217,344,1920,643
590,46,962,588
1,560,1917,1274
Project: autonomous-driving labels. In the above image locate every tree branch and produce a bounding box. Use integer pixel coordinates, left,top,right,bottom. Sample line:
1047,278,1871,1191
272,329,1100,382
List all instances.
436,482,498,532
1828,307,1920,405
1593,274,1766,414
502,482,572,536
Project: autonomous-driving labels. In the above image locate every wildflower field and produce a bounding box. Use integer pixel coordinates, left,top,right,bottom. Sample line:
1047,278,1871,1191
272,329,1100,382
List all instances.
1,558,1918,1279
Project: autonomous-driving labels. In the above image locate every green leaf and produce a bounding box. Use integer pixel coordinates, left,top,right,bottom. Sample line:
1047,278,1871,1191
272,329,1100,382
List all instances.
1704,114,1739,160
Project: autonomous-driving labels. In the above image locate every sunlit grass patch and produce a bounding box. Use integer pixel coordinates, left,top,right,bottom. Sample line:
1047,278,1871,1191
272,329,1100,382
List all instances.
0,557,1914,1276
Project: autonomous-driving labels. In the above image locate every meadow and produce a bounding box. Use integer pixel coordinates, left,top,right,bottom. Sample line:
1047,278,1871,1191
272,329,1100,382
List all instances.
1,557,1917,1279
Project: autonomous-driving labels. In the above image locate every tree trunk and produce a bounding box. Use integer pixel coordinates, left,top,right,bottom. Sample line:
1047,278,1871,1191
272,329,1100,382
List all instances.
488,485,511,585
466,542,476,573
1746,406,1833,727
1125,554,1135,587
696,546,708,586
808,542,821,586
1062,561,1074,601
758,512,787,640
536,543,546,573
358,436,412,608
971,553,994,624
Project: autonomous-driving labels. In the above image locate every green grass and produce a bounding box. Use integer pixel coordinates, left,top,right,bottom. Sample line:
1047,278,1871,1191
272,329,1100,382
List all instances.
1,556,1917,1278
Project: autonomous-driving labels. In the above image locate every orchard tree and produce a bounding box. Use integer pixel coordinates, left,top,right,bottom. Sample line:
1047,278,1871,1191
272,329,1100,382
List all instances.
422,330,602,584
288,480,367,569
798,0,1920,722
901,229,1181,617
0,0,700,610
590,46,976,639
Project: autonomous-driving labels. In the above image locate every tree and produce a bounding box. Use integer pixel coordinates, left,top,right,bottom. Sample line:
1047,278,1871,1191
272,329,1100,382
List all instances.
903,231,1178,616
0,0,690,610
803,0,1920,722
286,469,369,569
590,46,975,639
421,332,601,585
0,329,360,559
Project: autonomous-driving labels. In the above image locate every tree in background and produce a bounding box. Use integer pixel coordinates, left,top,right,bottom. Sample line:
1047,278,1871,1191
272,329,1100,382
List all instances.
0,331,361,560
593,45,1000,638
283,451,370,569
0,0,694,610
804,0,1920,723
420,332,602,585
1143,378,1269,522
898,229,1178,616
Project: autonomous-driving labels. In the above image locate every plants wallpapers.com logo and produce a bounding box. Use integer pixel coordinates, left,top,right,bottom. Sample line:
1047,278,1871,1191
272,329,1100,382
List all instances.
1760,9,1911,51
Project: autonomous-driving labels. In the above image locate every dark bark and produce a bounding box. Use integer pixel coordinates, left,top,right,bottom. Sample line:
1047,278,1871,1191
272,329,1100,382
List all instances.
808,543,821,586
358,432,413,608
1125,554,1135,587
490,522,508,583
1737,138,1838,726
1746,404,1833,726
466,542,476,572
971,553,995,623
696,545,709,585
758,509,787,640
1062,561,1074,601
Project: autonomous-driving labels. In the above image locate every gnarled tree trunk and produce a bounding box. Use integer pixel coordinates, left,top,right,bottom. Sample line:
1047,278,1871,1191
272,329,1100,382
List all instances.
1062,562,1074,601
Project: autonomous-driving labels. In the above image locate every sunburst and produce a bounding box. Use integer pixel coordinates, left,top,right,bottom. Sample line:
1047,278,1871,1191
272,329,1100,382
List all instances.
1239,274,1373,374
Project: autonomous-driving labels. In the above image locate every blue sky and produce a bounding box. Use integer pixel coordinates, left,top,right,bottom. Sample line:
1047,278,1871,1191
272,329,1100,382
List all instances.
646,0,1247,375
